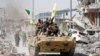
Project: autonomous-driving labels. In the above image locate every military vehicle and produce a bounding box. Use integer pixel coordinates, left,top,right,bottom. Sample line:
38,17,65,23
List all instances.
29,34,76,56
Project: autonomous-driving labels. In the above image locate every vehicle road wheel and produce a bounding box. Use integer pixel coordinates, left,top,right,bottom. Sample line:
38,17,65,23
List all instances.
69,48,75,56
60,49,75,56
34,47,39,56
60,52,70,56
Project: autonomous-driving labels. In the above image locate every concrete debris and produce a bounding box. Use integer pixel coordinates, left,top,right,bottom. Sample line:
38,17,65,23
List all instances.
0,19,100,56
74,32,100,56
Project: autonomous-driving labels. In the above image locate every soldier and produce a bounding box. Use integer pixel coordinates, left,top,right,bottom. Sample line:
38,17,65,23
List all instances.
0,29,6,39
21,31,27,47
46,18,55,36
47,24,53,36
14,30,20,47
35,19,43,36
52,23,59,36
42,18,49,34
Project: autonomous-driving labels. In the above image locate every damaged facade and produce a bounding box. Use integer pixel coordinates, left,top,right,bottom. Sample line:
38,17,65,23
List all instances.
77,0,100,29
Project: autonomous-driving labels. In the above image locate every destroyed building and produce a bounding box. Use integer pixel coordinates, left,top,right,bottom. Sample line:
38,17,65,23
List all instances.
77,0,100,28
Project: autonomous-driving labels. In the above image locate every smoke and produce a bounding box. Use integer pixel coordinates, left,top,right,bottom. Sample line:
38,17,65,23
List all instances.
0,0,31,20
0,0,33,34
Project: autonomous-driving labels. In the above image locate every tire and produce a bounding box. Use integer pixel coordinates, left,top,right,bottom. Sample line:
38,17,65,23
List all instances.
60,52,70,56
60,49,75,56
69,49,75,56
34,47,39,56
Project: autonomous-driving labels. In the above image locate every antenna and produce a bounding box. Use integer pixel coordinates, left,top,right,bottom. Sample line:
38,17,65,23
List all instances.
32,0,34,18
70,0,73,29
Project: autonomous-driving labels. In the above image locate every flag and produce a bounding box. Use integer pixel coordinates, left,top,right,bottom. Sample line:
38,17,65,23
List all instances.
25,9,31,15
29,19,35,24
51,3,57,22
25,9,35,24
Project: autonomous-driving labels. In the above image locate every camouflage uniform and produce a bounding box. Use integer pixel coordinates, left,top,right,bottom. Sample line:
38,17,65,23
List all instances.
47,23,59,36
47,25,53,36
52,23,59,36
35,19,43,36
46,19,55,36
14,31,20,47
21,32,27,47
42,18,49,33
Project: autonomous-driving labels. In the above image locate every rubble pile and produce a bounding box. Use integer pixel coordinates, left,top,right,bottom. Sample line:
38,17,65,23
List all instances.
0,39,15,54
75,33,100,56
88,34,100,56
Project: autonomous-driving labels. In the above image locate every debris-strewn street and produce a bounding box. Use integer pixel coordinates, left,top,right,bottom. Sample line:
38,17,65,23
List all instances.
0,24,100,56
74,33,100,56
0,18,35,56
0,0,100,56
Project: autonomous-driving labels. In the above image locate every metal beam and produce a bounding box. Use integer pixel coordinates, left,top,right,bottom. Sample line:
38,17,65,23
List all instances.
32,0,34,18
70,0,73,29
39,52,60,55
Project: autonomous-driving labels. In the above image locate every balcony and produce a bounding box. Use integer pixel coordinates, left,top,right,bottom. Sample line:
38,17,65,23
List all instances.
83,3,100,13
77,0,100,8
87,3,100,9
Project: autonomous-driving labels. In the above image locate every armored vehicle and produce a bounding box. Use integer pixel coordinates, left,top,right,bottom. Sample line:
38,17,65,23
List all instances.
31,34,76,56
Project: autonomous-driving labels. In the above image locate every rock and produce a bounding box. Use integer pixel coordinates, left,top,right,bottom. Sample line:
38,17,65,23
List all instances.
92,42,100,47
75,43,88,55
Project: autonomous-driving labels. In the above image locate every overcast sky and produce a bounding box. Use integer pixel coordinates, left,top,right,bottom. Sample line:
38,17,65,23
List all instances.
34,0,78,15
13,0,78,15
15,0,78,15
0,0,78,19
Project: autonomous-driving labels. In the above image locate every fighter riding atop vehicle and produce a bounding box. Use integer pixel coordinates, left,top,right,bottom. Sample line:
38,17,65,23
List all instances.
31,18,76,56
